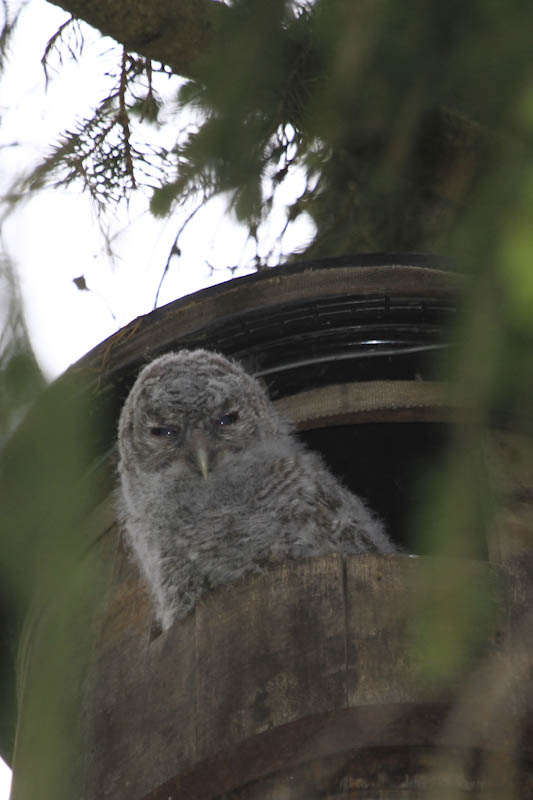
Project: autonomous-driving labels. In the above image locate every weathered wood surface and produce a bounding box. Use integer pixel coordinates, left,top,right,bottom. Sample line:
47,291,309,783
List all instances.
275,381,457,429
80,551,515,800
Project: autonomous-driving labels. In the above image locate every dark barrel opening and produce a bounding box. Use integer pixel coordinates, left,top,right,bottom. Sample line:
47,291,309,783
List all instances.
300,422,457,556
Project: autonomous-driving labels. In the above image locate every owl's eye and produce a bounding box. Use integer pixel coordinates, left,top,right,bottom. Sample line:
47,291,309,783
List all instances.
150,426,180,437
216,411,239,426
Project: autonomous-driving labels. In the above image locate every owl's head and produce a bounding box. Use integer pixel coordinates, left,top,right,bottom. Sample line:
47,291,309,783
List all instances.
118,349,288,478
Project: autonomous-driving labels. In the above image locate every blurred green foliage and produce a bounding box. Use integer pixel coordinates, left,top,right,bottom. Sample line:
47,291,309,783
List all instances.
148,0,533,259
0,260,113,795
0,260,45,447
0,330,114,797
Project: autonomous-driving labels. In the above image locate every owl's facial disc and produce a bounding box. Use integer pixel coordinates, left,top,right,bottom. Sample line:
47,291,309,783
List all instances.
190,410,241,478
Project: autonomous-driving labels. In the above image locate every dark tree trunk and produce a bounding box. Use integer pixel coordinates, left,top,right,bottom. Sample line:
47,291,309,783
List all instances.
47,0,228,77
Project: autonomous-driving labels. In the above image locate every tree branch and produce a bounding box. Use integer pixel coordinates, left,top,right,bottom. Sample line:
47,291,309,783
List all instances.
46,0,229,77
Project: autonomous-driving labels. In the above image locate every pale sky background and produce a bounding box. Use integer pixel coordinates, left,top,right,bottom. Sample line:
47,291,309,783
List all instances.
0,0,313,794
2,0,313,380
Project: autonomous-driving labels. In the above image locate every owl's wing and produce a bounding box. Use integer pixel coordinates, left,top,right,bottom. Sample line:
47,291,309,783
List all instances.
300,451,396,554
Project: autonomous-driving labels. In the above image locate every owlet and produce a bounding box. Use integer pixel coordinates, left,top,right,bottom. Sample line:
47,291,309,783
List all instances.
117,349,396,630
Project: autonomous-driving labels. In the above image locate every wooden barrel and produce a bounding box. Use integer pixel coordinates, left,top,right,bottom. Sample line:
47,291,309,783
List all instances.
8,255,533,798
81,550,525,800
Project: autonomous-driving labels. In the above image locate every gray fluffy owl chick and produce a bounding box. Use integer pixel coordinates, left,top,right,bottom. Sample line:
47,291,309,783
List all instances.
117,349,396,630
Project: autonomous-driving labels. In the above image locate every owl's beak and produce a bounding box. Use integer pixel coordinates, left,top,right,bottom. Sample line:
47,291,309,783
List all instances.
190,431,209,480
195,447,209,480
